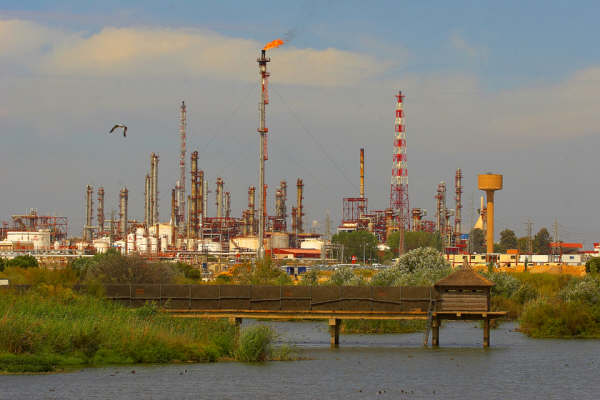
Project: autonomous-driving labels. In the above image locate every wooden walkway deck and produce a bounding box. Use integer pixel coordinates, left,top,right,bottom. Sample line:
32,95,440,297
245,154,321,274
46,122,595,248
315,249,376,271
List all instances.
100,284,507,348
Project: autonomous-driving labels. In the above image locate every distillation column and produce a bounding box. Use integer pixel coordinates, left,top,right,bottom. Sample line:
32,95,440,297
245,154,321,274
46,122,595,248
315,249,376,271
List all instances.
360,148,365,199
296,178,304,234
119,187,128,238
144,174,151,229
84,185,94,241
97,187,105,235
216,178,224,218
150,153,159,226
455,168,463,237
248,186,256,235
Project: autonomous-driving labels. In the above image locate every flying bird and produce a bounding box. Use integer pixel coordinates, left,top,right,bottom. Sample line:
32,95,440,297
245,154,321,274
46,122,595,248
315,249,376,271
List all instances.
109,124,127,137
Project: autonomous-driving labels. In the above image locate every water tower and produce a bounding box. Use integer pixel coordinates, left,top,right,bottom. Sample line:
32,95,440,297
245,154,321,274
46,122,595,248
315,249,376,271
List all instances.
478,174,503,254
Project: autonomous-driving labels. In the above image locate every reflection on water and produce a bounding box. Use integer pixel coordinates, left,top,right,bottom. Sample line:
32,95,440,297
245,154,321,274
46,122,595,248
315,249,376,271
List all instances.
1,321,599,400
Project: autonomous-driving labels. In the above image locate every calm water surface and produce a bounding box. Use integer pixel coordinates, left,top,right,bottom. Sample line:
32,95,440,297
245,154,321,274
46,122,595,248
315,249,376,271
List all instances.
1,321,599,399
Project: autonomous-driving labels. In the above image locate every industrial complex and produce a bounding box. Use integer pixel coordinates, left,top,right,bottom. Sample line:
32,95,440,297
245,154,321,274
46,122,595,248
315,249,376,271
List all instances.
0,40,595,272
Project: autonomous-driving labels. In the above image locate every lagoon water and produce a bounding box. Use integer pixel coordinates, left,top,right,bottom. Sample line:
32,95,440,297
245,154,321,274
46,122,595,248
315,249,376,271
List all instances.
1,321,599,399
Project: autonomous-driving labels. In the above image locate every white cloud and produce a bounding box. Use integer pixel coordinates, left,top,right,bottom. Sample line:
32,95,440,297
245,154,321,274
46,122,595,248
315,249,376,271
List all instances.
0,20,383,87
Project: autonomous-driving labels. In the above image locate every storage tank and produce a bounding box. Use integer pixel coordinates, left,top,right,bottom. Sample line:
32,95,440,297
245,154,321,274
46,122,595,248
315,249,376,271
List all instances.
93,240,110,254
127,233,136,254
149,237,158,254
230,236,259,251
136,235,149,253
268,232,289,250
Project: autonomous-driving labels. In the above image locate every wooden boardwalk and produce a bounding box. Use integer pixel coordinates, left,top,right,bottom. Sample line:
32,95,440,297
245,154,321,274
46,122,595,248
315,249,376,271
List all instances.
103,283,506,348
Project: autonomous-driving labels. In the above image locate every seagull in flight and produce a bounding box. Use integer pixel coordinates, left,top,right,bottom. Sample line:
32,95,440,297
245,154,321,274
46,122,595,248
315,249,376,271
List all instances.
109,124,128,137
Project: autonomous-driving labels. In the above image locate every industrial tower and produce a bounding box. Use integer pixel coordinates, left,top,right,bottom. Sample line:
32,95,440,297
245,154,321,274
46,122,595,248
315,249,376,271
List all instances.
390,91,410,230
256,49,270,258
177,101,187,233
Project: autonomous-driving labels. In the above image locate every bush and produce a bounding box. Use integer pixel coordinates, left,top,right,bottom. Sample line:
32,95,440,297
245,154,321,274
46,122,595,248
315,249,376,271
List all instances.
560,275,600,305
586,257,600,274
6,255,38,269
234,325,274,362
85,253,175,284
520,298,600,338
0,258,5,272
300,270,319,286
328,267,365,286
483,272,521,298
371,247,451,286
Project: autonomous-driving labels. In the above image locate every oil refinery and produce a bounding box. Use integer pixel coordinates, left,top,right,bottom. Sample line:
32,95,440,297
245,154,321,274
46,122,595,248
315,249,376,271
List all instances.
0,39,594,271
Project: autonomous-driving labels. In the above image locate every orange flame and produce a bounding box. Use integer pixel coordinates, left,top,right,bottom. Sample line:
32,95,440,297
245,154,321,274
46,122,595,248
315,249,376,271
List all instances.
263,38,284,51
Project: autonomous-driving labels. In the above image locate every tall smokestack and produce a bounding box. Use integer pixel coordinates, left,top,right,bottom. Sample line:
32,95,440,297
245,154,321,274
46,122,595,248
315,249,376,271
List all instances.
144,174,151,229
198,170,204,238
178,101,187,232
97,187,105,235
296,178,304,233
190,151,199,238
225,192,231,218
435,182,446,234
360,148,365,199
248,186,256,235
119,187,128,237
84,185,93,241
216,177,224,218
151,153,159,225
455,168,463,236
203,180,208,220
171,188,177,246
256,49,271,259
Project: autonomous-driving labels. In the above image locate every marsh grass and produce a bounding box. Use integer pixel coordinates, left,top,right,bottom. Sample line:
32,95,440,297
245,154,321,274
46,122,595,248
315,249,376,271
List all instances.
0,291,236,372
341,319,426,334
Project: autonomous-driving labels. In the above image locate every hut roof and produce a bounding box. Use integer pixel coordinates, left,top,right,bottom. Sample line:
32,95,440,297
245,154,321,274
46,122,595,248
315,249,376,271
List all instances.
434,269,495,287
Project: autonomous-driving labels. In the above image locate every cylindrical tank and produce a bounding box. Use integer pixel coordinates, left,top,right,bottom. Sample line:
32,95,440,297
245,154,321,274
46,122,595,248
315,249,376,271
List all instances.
127,233,135,254
269,232,289,250
149,236,158,254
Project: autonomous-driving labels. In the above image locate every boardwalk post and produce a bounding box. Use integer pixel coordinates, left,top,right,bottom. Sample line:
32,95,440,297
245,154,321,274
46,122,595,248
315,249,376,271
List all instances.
432,319,439,347
483,317,490,348
329,318,341,348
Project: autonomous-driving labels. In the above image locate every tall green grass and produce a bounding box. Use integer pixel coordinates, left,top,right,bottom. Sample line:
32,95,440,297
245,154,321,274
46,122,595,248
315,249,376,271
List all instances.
341,320,426,334
0,290,236,372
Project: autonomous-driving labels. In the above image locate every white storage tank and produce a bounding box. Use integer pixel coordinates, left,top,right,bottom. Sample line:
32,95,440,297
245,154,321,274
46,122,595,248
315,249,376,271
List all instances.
127,234,136,254
300,238,324,250
269,233,289,250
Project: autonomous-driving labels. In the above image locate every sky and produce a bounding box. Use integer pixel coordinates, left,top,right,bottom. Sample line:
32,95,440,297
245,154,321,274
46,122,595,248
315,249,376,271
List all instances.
1,1,600,246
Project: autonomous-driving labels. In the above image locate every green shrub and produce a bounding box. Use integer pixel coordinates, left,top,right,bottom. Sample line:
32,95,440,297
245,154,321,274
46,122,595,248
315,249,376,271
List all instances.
560,275,600,305
586,257,600,274
234,325,274,362
371,247,451,286
520,298,600,338
300,270,319,286
6,255,38,269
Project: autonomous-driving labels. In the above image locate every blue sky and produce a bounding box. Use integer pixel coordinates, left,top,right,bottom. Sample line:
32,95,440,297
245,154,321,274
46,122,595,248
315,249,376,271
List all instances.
1,1,600,244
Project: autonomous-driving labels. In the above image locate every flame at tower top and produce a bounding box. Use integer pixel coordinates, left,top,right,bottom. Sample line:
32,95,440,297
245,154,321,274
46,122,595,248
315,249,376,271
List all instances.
263,38,284,51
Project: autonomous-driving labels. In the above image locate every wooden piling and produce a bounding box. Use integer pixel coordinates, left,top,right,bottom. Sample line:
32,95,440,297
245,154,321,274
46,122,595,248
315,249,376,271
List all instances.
432,319,439,347
483,317,490,348
329,318,341,348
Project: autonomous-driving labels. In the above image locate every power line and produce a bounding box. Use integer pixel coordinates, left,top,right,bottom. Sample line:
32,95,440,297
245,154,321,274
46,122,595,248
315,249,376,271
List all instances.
271,87,358,192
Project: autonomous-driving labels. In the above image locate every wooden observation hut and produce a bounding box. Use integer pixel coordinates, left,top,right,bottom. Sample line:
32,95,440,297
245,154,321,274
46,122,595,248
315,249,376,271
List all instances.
434,269,494,312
